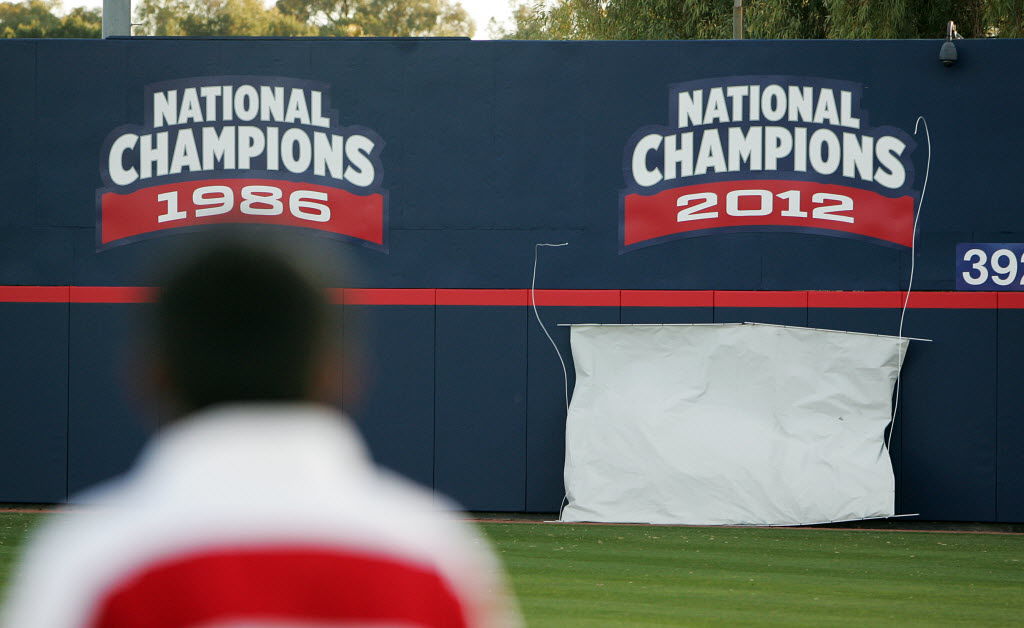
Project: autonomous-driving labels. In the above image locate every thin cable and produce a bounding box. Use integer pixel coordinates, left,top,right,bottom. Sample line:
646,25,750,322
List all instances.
531,242,570,412
888,116,930,452
530,242,572,521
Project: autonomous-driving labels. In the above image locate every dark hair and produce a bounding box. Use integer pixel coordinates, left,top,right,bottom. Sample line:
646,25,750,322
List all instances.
152,236,335,414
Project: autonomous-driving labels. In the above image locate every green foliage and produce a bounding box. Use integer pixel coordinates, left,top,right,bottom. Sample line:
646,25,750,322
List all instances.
134,0,317,36
275,0,474,37
58,6,103,36
747,0,827,39
983,0,1024,36
498,0,733,40
824,0,994,39
501,0,603,39
0,0,60,37
0,0,100,38
497,0,1024,40
607,0,732,40
0,0,474,38
823,0,1024,38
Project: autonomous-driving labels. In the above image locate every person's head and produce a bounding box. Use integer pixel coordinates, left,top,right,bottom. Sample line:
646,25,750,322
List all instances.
148,233,345,419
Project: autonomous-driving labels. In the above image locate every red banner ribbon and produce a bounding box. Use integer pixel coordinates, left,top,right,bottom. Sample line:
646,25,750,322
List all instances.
100,178,384,247
623,180,914,249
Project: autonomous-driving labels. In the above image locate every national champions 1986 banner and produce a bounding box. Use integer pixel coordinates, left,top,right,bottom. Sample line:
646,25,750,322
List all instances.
97,76,388,251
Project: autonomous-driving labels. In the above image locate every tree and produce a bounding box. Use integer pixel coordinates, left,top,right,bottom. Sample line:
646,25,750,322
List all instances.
496,0,1024,40
57,6,103,36
745,0,827,39
134,0,317,36
131,0,473,37
275,0,474,37
0,0,101,37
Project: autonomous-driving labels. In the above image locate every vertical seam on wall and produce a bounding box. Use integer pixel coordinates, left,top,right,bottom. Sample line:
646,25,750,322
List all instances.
994,301,1000,520
64,292,71,503
431,295,437,494
342,297,350,417
891,294,898,515
895,290,904,516
523,302,529,511
343,300,352,416
41,41,72,505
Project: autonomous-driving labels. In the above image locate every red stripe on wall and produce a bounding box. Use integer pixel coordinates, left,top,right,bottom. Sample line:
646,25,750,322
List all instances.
531,290,621,307
807,291,905,308
69,287,155,303
89,546,468,628
344,289,436,305
1,287,1020,309
715,291,809,308
998,293,1024,309
621,290,714,307
0,286,69,302
905,291,998,309
436,289,528,306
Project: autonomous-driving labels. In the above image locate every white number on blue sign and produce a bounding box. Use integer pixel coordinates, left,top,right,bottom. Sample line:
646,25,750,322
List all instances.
956,244,1024,290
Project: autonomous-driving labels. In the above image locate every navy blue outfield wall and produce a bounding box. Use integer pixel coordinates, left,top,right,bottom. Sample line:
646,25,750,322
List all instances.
2,37,1024,522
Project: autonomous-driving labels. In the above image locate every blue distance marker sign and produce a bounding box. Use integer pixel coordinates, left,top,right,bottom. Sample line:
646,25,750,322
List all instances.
957,243,1024,290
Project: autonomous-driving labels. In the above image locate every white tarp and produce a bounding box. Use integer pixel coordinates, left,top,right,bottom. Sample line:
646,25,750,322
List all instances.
561,323,909,526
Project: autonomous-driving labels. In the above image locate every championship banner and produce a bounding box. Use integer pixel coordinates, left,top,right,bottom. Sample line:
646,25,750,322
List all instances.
620,76,918,252
96,76,389,251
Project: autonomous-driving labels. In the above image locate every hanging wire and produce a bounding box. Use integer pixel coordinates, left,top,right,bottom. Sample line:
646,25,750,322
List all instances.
888,116,931,452
529,242,574,521
531,242,570,413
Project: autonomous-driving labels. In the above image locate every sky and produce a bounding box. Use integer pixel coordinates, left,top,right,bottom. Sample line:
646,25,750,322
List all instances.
60,0,516,39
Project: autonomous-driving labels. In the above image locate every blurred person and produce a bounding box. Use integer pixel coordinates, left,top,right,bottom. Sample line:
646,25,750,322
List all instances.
1,234,520,628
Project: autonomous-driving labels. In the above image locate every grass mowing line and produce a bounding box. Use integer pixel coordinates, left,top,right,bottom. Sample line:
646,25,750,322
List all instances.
478,522,1024,627
469,517,1024,536
2,513,1021,626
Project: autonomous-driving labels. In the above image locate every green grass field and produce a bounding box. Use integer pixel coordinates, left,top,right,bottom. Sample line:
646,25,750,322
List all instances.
2,512,1022,626
482,522,1023,626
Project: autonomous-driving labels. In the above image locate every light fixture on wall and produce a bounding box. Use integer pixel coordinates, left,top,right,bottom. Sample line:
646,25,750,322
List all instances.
940,20,962,67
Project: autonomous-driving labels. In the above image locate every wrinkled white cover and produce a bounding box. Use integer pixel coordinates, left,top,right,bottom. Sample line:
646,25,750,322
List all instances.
561,323,908,526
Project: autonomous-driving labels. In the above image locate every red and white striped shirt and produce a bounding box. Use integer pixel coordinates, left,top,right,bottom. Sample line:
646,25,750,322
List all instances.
1,403,520,628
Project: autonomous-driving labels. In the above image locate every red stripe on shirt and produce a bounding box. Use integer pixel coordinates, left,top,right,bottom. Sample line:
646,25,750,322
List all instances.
89,546,468,628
